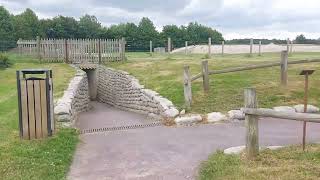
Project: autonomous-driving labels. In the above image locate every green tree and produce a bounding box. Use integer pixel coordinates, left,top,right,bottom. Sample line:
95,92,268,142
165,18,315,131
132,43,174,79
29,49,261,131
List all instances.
0,6,15,50
136,17,159,51
295,34,307,44
50,16,80,38
78,14,101,38
12,8,39,39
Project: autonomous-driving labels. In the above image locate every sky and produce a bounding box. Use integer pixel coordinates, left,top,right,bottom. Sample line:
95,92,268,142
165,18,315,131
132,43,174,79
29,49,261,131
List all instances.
1,0,320,40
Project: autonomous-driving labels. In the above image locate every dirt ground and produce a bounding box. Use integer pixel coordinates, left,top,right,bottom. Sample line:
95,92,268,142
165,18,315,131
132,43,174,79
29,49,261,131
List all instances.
172,43,320,54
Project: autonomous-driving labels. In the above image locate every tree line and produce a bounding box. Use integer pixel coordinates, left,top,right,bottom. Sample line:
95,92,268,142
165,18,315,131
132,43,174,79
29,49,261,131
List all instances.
1,6,320,52
0,6,223,51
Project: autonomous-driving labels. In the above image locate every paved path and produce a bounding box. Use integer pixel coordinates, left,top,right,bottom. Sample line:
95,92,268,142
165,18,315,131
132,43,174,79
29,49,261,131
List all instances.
68,102,320,180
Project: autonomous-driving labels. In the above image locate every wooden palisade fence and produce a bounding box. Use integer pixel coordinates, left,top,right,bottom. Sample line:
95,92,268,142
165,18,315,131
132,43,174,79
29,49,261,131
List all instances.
242,88,320,159
184,50,320,108
17,37,126,64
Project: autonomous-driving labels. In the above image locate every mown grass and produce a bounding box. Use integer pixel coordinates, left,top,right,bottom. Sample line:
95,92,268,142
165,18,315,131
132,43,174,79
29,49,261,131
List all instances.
198,144,320,180
109,52,320,113
0,53,78,180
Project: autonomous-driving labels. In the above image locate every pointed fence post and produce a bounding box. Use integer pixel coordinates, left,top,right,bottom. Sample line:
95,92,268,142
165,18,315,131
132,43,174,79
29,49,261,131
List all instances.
258,41,262,56
280,50,288,86
64,39,69,63
202,60,209,93
222,41,224,56
208,37,212,58
98,39,102,64
168,37,171,53
184,65,192,109
150,40,153,56
185,41,188,55
249,38,253,56
36,36,41,61
244,88,259,159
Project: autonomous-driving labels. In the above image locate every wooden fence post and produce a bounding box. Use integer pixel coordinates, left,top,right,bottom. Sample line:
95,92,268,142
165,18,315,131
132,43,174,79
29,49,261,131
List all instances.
222,41,224,56
280,50,288,86
258,41,262,56
150,40,153,55
244,88,259,159
121,37,126,60
250,38,253,56
184,65,192,109
18,38,22,55
287,38,290,53
168,37,171,53
98,39,102,64
202,60,209,93
290,41,293,54
208,37,211,58
185,41,188,55
64,39,69,63
36,36,41,61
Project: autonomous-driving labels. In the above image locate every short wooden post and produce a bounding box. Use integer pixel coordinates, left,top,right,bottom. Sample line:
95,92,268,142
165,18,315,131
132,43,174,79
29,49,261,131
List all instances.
150,40,153,55
244,88,259,159
290,41,293,54
202,60,209,93
185,41,188,55
258,41,262,56
221,41,224,56
36,36,41,61
184,65,192,109
249,38,253,56
280,50,288,86
287,38,290,52
18,38,22,55
98,39,102,64
168,37,171,53
121,37,126,60
208,37,211,58
64,39,69,63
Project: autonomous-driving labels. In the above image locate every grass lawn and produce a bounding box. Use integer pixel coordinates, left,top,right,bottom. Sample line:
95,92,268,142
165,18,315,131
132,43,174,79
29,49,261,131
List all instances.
0,53,78,180
109,52,320,113
198,144,320,180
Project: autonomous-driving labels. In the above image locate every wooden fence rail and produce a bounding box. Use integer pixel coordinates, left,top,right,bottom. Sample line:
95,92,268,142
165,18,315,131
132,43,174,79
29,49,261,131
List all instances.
17,37,126,64
243,88,320,159
184,51,320,108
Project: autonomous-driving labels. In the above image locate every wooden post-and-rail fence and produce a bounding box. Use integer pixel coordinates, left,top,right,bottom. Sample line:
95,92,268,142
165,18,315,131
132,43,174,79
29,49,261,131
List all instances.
242,88,320,159
183,50,320,108
17,36,126,64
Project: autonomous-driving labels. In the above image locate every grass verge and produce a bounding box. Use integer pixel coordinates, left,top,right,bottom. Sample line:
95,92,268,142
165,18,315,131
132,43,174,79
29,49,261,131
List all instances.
109,52,320,113
0,53,78,180
199,144,320,180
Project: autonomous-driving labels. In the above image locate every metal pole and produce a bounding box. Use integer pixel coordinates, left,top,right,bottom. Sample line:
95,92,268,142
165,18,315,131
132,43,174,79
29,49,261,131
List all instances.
302,72,309,151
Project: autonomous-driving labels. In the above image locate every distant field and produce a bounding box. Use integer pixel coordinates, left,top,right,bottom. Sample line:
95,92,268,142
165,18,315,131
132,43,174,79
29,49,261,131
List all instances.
109,52,320,113
172,44,320,54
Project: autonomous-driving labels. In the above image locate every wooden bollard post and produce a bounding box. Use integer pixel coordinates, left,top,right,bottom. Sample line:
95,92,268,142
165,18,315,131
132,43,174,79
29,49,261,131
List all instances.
202,60,209,93
208,37,211,58
287,38,290,53
149,40,153,55
258,41,262,56
98,39,102,64
249,38,253,56
184,65,192,109
64,39,69,63
290,41,293,54
36,36,41,61
168,37,171,53
18,38,22,55
185,41,188,55
280,50,288,86
222,41,224,56
244,88,259,159
121,37,126,60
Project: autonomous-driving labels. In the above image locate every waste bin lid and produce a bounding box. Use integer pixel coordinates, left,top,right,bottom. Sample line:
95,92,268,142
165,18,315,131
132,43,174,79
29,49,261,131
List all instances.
19,69,51,75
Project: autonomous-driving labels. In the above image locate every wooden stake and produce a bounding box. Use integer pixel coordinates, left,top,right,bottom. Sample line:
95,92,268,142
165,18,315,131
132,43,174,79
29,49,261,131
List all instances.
244,88,259,159
184,65,192,109
222,41,224,56
280,51,288,86
185,41,188,55
250,38,253,56
202,60,209,93
258,41,262,56
208,37,211,58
